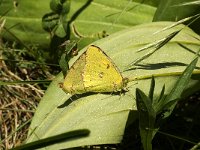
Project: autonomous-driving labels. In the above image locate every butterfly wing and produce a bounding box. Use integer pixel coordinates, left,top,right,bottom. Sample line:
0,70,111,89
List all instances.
62,52,86,94
83,45,123,93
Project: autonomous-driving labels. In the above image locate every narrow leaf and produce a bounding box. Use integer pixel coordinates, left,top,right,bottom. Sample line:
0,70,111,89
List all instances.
11,129,90,150
136,88,156,150
156,56,198,117
149,76,155,102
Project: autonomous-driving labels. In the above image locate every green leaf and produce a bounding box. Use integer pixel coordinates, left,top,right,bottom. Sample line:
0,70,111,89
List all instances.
12,129,89,150
153,84,165,106
156,56,199,117
0,0,155,49
149,76,155,101
27,22,200,149
42,12,59,32
59,41,78,76
136,56,198,150
50,0,63,14
153,0,200,21
136,88,156,150
0,0,52,48
68,0,155,46
167,57,198,101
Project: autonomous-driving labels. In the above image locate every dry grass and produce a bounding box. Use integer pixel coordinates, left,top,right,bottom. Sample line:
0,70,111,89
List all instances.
0,58,46,149
0,33,58,149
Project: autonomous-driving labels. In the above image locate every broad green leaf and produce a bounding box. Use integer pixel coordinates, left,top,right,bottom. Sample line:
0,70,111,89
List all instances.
0,0,155,49
26,22,200,149
0,0,51,48
68,0,155,37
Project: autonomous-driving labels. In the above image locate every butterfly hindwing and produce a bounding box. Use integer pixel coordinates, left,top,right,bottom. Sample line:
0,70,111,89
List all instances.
63,52,86,94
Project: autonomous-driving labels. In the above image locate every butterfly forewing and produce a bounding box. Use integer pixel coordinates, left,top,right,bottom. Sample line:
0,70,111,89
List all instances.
83,46,124,92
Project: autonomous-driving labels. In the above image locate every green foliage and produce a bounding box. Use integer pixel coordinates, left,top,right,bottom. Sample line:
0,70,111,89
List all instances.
0,0,155,62
1,0,200,149
136,88,156,150
59,40,78,76
153,0,200,34
136,56,198,150
153,0,200,21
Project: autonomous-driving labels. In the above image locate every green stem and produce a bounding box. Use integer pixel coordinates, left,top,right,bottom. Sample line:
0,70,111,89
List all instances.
128,70,200,82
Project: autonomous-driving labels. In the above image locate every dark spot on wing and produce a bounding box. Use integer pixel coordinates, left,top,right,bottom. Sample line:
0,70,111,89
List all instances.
106,64,110,69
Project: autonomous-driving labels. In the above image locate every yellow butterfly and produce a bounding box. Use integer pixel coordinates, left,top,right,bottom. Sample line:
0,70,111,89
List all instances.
62,45,128,95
